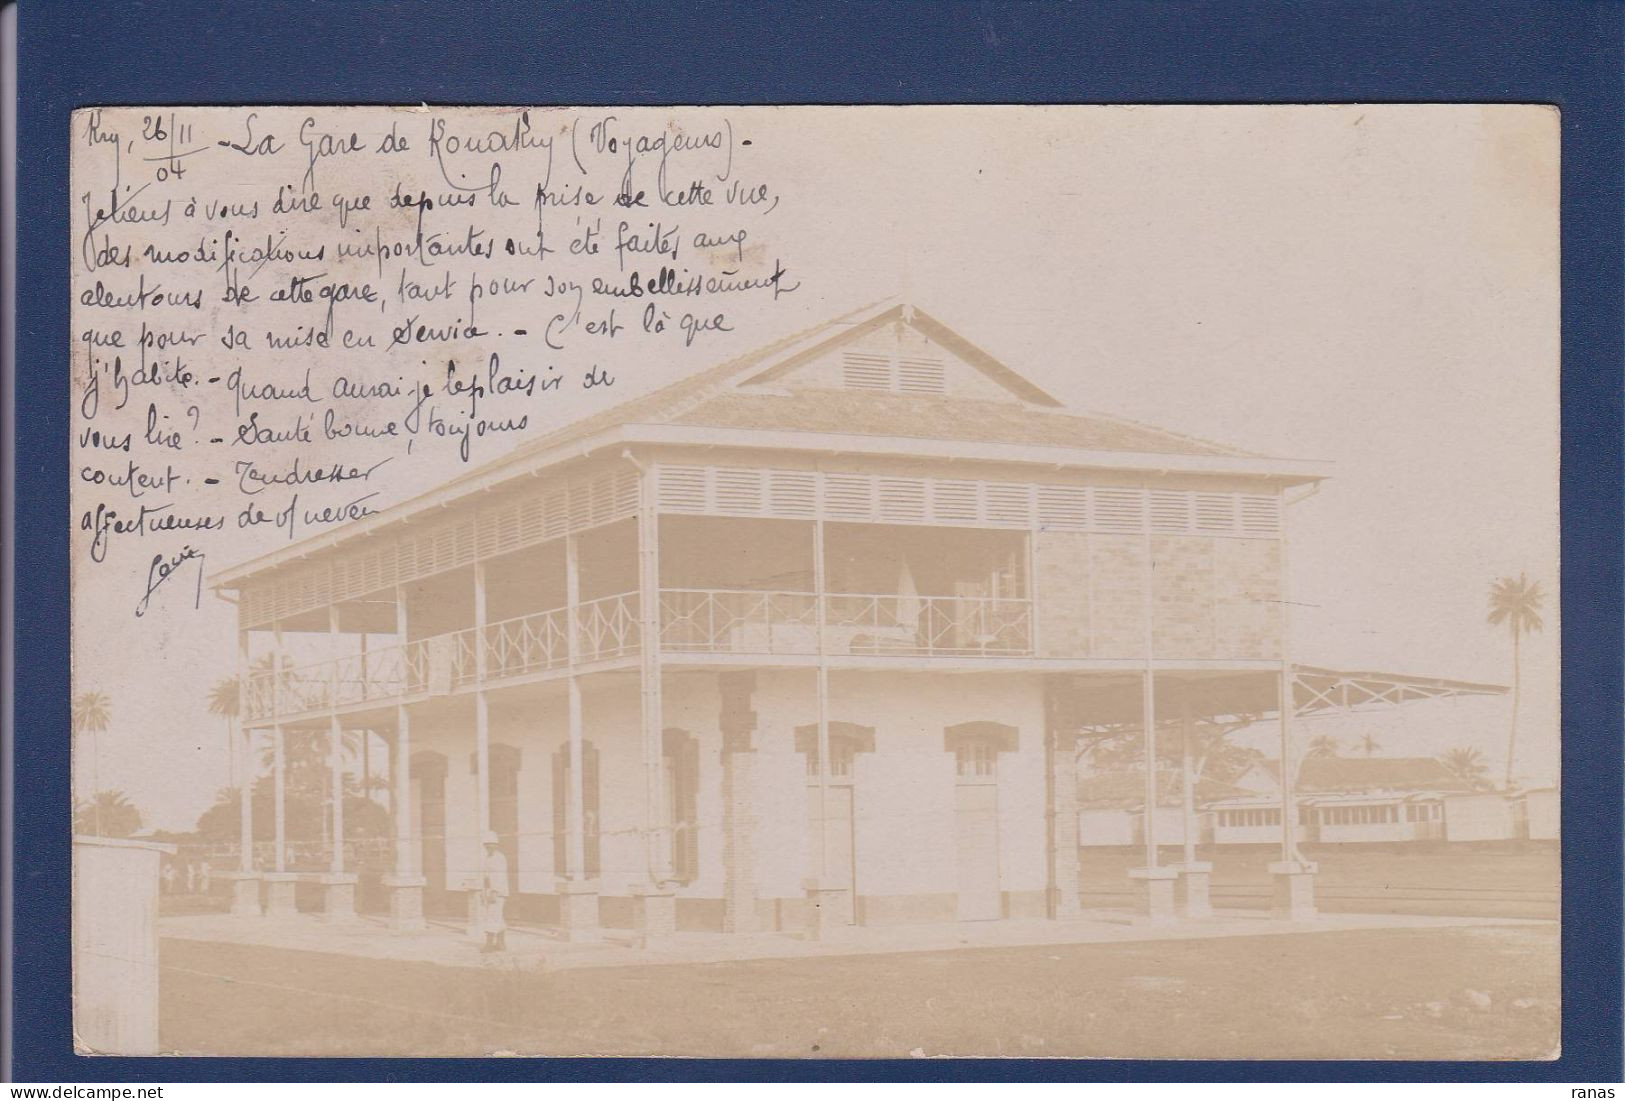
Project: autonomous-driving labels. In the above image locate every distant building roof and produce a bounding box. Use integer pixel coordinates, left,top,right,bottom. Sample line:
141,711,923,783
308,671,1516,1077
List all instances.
1077,770,1258,810
1249,756,1478,794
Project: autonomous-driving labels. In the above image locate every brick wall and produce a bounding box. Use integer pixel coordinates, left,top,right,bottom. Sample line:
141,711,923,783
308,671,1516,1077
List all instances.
1152,535,1216,658
1212,537,1282,659
1033,531,1281,660
1089,534,1146,657
1034,531,1091,658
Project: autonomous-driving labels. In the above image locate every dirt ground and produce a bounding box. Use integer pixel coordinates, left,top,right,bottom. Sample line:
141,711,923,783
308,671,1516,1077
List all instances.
157,923,1559,1059
1081,842,1560,919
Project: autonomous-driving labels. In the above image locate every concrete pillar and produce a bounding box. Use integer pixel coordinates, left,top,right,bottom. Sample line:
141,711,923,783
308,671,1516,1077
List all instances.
802,877,852,942
321,873,358,923
225,870,262,916
1173,861,1214,919
630,883,677,945
1270,860,1319,922
565,678,587,878
263,871,299,917
329,719,345,876
272,725,287,873
473,561,490,840
719,671,759,933
387,704,425,931
1127,865,1179,925
237,630,254,875
464,887,485,943
378,874,424,931
557,879,600,942
1044,680,1084,920
636,467,670,885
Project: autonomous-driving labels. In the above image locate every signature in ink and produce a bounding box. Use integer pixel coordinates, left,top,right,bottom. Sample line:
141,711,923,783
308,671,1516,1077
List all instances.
136,544,205,618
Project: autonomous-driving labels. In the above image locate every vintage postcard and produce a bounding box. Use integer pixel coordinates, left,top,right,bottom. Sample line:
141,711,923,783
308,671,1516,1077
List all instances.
68,104,1559,1058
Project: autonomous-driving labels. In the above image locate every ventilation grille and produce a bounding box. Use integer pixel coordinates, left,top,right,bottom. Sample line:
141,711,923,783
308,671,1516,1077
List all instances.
841,352,893,391
840,351,947,395
897,356,946,394
655,463,1283,539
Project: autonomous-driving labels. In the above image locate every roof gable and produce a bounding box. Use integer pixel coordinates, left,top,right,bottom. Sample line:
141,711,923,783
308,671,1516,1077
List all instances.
740,305,1063,407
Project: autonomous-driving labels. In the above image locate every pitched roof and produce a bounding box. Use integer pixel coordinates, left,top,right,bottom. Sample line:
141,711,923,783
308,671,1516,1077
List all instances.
491,300,1253,463
211,299,1323,588
1252,756,1477,794
668,389,1251,457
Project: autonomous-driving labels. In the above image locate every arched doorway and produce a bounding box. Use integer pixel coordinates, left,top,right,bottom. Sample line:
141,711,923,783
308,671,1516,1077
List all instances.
944,721,1018,920
794,721,875,925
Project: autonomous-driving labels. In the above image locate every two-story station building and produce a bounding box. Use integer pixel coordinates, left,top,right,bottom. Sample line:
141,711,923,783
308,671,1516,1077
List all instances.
210,301,1499,937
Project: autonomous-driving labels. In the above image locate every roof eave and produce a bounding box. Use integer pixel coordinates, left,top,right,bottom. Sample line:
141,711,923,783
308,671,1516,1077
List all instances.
627,423,1333,482
208,422,1329,590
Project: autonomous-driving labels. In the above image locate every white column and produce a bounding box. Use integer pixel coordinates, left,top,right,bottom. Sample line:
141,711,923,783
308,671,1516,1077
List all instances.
272,623,286,873
812,515,830,880
637,470,668,883
474,561,490,839
566,677,585,878
237,629,253,873
564,534,585,879
394,711,413,874
329,605,345,875
394,590,413,877
1140,498,1159,870
1278,487,1299,863
1181,691,1197,866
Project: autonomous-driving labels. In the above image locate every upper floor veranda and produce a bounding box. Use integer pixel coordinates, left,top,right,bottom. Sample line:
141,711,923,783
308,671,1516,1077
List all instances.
224,449,1303,727
218,302,1338,726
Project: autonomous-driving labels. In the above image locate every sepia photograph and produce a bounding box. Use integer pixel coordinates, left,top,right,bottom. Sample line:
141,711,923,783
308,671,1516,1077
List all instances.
66,104,1559,1060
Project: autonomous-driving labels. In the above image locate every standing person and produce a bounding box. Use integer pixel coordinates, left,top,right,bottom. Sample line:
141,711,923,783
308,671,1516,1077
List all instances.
480,831,509,953
197,858,212,895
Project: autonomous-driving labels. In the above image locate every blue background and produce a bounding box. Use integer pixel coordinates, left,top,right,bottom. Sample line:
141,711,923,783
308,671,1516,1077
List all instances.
13,0,1622,1082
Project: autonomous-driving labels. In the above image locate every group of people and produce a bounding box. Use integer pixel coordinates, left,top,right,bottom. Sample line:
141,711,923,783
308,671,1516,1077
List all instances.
160,855,212,895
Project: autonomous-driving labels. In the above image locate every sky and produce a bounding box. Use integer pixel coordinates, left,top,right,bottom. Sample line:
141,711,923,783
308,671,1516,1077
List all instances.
69,105,1560,829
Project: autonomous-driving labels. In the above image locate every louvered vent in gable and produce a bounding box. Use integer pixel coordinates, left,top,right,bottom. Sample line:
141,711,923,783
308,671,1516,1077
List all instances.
896,356,946,394
841,352,892,391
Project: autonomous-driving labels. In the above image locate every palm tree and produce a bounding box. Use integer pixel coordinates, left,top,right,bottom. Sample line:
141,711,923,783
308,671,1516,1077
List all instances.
71,691,112,833
207,675,240,791
73,789,141,838
1355,731,1381,757
1439,746,1490,790
1307,734,1341,759
1488,573,1546,789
